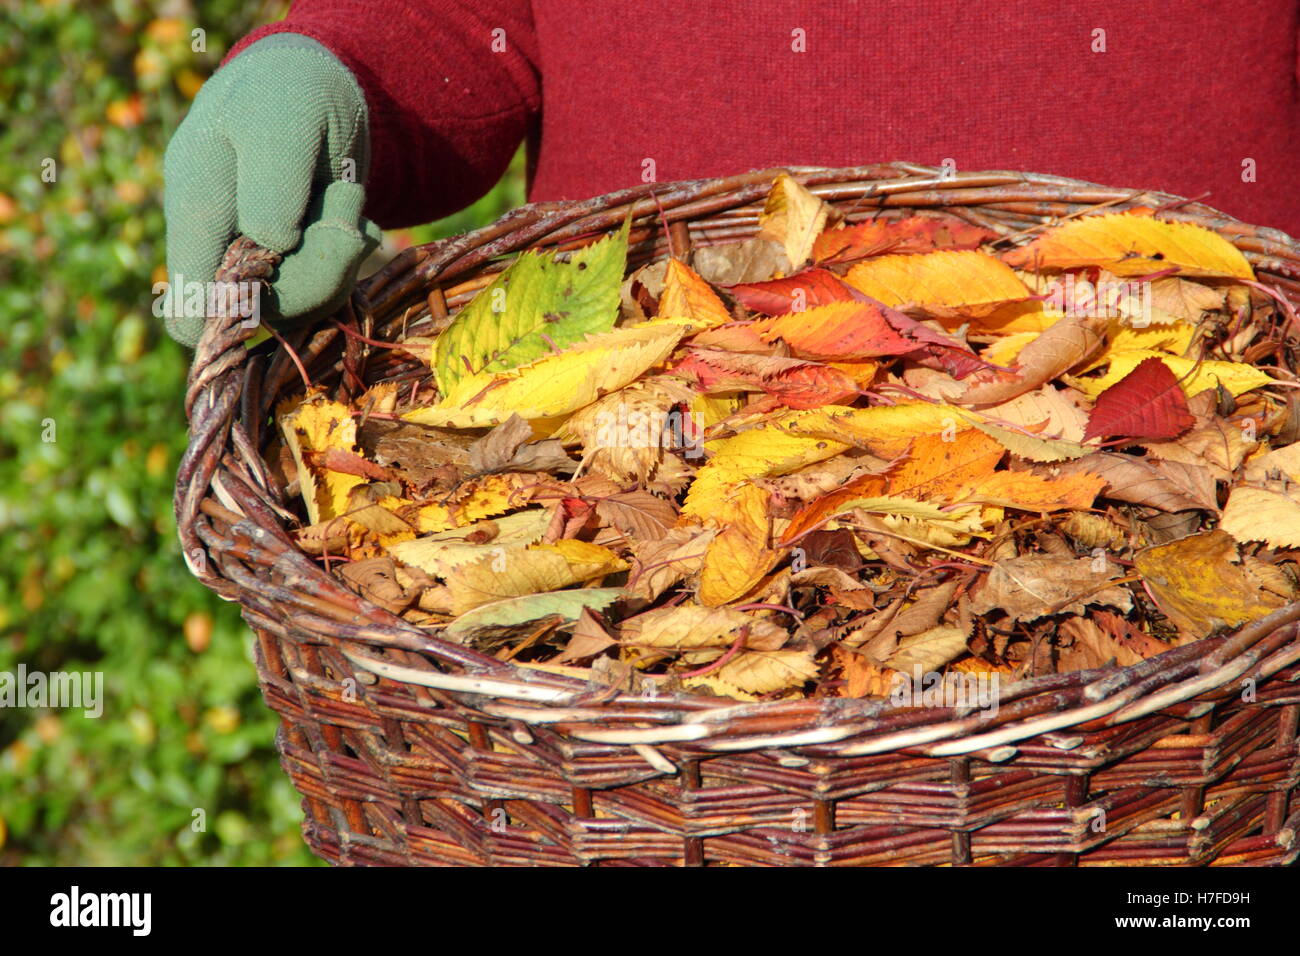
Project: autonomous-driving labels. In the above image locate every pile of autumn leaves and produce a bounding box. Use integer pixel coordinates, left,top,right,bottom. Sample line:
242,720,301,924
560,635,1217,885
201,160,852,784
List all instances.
273,174,1300,701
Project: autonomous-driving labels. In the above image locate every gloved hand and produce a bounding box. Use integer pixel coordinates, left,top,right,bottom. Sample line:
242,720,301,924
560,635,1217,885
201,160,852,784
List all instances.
163,33,382,347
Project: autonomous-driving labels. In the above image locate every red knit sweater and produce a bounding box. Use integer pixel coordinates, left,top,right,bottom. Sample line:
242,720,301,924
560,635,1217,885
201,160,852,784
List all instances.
229,1,1300,237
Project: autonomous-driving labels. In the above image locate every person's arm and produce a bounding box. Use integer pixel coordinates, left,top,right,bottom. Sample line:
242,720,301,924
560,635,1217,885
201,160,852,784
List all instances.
225,0,542,228
163,0,540,346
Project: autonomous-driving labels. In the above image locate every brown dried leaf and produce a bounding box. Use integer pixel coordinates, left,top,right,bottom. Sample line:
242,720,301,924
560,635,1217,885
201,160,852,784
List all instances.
959,315,1105,406
970,555,1133,622
882,625,969,674
628,525,716,601
555,608,618,663
339,557,415,614
692,236,791,286
595,490,679,541
1049,453,1217,512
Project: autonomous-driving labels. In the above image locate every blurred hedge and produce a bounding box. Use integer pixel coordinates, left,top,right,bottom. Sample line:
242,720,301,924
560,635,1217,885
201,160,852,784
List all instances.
0,0,524,865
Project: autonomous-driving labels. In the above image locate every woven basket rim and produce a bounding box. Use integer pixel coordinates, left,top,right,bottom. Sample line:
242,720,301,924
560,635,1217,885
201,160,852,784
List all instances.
177,162,1300,758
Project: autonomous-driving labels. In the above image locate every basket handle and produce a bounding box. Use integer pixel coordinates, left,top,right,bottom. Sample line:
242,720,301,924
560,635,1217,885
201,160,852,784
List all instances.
175,237,281,588
173,238,516,673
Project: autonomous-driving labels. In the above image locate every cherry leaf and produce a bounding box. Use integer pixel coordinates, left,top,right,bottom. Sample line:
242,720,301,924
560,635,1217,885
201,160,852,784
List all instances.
727,268,854,315
1083,356,1195,442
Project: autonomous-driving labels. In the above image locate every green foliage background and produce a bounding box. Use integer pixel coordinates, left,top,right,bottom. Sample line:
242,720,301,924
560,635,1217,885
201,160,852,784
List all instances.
0,0,525,864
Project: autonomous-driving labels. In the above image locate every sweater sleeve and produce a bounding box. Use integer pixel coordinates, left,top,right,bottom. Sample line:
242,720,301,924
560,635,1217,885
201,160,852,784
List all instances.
225,0,541,228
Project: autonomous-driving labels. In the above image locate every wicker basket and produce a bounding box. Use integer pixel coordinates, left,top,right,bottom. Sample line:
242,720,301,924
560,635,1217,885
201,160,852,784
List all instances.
176,163,1300,866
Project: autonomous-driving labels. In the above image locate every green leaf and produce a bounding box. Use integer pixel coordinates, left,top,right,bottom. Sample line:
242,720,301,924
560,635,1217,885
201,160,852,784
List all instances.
444,587,624,639
434,216,631,394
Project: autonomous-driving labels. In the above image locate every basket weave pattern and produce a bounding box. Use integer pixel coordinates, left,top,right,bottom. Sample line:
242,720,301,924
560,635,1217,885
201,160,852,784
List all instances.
177,164,1300,865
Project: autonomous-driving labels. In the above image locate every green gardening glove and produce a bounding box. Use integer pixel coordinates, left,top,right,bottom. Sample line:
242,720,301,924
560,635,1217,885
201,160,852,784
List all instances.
163,33,382,347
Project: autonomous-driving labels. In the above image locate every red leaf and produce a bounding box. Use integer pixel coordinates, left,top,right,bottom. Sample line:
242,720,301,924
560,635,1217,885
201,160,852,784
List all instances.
727,268,854,315
673,348,858,409
1082,356,1196,442
845,286,994,380
813,215,998,264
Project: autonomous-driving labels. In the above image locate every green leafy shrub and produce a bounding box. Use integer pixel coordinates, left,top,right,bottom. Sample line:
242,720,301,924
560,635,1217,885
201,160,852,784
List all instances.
0,0,523,865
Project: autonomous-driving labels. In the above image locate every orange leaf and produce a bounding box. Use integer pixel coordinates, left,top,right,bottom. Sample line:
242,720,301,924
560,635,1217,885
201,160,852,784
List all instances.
961,469,1104,511
884,429,1005,502
673,348,858,409
782,429,1004,541
748,300,919,359
845,250,1033,318
657,258,732,327
814,215,997,264
833,647,899,697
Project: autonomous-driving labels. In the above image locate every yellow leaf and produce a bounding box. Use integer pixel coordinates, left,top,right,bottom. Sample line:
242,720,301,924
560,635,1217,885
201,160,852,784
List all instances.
683,421,849,517
1094,318,1197,366
277,393,366,525
1134,530,1288,638
404,324,684,428
826,360,880,386
447,540,627,615
858,504,990,549
785,494,986,548
346,487,415,544
691,391,742,427
413,474,537,533
1220,486,1300,548
981,331,1039,367
1003,213,1254,279
962,418,1088,462
388,508,554,577
698,482,780,605
536,538,629,572
621,605,787,651
775,402,963,457
656,258,731,327
757,174,829,269
711,649,819,694
1073,350,1272,399
846,250,1033,317
960,300,1063,335
680,673,761,701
